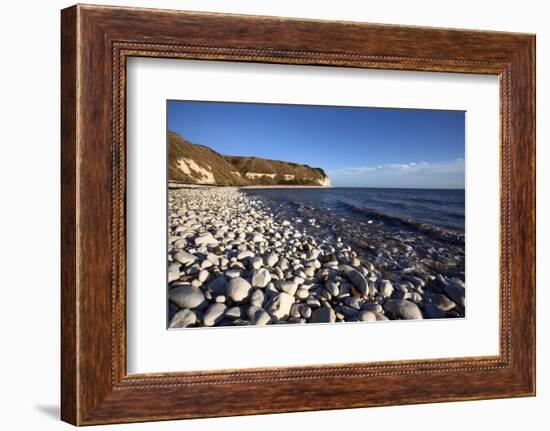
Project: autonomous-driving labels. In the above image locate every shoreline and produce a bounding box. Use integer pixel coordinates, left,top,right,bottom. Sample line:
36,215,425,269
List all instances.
167,187,465,328
168,182,331,190
168,182,465,191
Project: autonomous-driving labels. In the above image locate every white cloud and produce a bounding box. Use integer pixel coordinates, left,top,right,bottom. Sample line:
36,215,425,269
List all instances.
328,158,465,177
327,158,465,188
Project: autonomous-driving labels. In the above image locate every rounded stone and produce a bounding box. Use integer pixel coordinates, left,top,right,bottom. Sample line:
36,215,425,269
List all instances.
168,309,197,328
251,268,272,288
208,275,228,295
194,232,218,246
197,269,209,283
168,286,205,309
250,256,263,270
358,310,377,322
265,253,278,267
379,280,394,298
225,306,244,320
432,293,457,311
237,250,254,260
168,270,181,283
266,292,294,320
226,277,252,302
325,281,340,297
296,288,309,299
173,251,198,266
383,299,423,320
224,269,241,279
362,303,383,313
310,306,336,323
340,265,368,295
250,289,265,307
280,280,298,296
344,296,363,310
423,303,446,319
203,303,227,326
443,282,465,307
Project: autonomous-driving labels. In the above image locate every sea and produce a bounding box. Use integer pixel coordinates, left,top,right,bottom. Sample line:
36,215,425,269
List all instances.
242,187,465,234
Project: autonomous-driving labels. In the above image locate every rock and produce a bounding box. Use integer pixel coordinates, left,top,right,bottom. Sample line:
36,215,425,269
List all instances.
340,304,359,316
306,298,321,309
173,251,197,266
296,288,309,299
197,269,209,283
266,292,294,320
323,253,337,264
230,261,245,270
290,304,302,318
225,306,244,320
251,268,271,288
358,310,377,322
339,282,351,296
277,257,290,270
226,277,252,302
168,270,181,283
206,253,220,265
444,282,465,307
200,259,214,270
168,309,197,328
168,262,181,272
293,276,305,285
300,305,312,319
224,269,241,279
373,311,389,321
410,292,423,303
362,303,383,313
310,306,336,323
208,275,228,295
367,281,378,297
168,301,179,321
344,296,363,310
383,299,423,320
248,305,271,325
307,249,320,260
172,238,188,249
265,253,278,267
304,267,315,278
321,289,332,300
423,303,446,319
169,286,206,309
280,280,298,296
274,267,284,280
379,280,394,298
325,281,340,296
237,250,254,260
250,256,263,269
432,293,457,311
194,232,218,246
250,289,265,307
251,233,265,243
215,295,226,303
340,265,368,295
203,303,227,326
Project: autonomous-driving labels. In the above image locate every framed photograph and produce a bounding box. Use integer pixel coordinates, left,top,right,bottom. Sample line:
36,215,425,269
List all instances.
61,4,536,425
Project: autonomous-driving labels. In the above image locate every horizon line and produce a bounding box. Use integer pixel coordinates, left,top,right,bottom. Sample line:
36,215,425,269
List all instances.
329,186,465,190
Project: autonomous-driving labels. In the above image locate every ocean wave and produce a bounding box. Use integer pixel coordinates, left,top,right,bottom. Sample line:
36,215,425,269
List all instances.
337,201,464,242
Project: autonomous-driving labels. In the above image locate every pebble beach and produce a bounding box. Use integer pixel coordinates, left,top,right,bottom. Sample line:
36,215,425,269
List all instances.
167,186,466,328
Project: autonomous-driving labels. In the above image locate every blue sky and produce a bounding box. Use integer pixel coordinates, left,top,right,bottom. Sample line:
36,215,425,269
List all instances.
167,100,465,188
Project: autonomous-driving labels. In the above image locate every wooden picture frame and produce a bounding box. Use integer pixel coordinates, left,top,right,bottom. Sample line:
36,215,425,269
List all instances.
61,4,536,425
